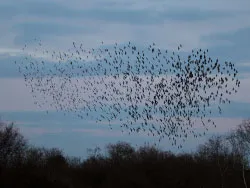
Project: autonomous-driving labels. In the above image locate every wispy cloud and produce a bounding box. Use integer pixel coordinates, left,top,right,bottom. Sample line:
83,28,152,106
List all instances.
0,0,249,51
19,126,64,136
0,72,249,114
71,128,123,137
238,62,250,67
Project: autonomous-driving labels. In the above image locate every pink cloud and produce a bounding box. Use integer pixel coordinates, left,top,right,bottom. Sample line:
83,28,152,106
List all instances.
18,126,64,136
71,128,124,137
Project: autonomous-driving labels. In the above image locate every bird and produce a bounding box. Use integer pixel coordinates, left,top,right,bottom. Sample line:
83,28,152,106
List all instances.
17,39,240,148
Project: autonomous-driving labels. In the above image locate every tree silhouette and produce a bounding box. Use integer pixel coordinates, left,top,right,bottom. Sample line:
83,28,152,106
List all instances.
196,135,233,188
1,121,250,187
17,40,240,147
0,120,27,168
226,119,250,188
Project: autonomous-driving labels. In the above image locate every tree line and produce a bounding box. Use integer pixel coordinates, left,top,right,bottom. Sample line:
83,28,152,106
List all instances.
0,119,250,188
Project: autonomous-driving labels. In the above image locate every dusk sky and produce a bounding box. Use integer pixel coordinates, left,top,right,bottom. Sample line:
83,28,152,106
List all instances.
0,0,250,159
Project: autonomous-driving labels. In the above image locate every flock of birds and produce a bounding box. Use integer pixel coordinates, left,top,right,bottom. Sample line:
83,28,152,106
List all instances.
16,39,240,148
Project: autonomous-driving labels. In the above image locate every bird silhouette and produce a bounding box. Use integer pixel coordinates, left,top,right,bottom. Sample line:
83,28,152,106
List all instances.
17,39,240,148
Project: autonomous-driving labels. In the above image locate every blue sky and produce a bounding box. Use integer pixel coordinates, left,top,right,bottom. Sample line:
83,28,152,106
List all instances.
0,0,250,158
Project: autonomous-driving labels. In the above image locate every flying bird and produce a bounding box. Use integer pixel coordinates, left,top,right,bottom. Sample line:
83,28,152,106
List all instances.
17,39,240,148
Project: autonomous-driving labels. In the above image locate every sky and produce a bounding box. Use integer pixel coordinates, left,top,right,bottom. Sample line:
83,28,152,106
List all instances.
0,0,250,159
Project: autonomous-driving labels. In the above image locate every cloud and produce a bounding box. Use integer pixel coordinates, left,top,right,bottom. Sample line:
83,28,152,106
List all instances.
71,128,123,137
228,77,250,103
238,62,250,67
0,68,249,114
201,27,250,63
0,56,21,78
10,113,248,157
0,78,53,111
1,0,238,23
13,22,101,46
1,107,246,157
19,126,64,136
2,109,245,138
0,0,248,52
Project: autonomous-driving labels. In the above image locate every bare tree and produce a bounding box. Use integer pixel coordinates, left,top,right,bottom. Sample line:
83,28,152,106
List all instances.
0,120,28,168
196,135,233,188
106,141,135,163
226,119,250,188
